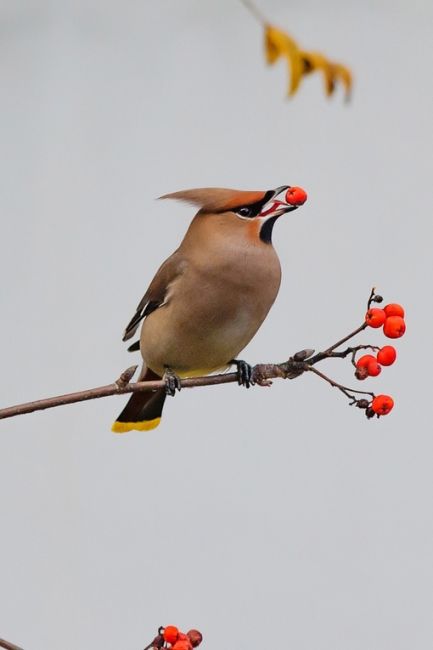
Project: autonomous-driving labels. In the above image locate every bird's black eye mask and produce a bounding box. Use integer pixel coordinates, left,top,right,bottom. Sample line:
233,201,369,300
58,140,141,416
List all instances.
234,190,274,219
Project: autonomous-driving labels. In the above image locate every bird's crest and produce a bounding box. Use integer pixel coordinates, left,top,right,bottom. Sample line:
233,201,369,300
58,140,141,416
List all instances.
159,188,267,213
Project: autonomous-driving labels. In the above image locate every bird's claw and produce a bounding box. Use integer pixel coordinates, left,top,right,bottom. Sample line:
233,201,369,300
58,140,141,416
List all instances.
163,368,182,397
231,359,254,389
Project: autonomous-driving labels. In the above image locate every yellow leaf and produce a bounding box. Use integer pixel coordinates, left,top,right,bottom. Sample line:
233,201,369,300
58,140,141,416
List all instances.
300,50,353,100
260,16,353,101
332,63,353,101
300,51,335,95
264,24,304,96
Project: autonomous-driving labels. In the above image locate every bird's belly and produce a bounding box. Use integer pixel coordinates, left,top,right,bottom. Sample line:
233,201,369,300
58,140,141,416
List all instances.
140,300,268,377
139,244,281,377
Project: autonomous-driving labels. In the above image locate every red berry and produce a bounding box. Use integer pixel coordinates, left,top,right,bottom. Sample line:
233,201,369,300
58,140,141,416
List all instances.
164,627,180,645
172,637,192,650
377,345,397,366
383,316,406,338
285,186,307,206
367,360,382,377
356,354,376,369
384,303,405,318
371,394,394,416
355,354,377,380
365,308,386,328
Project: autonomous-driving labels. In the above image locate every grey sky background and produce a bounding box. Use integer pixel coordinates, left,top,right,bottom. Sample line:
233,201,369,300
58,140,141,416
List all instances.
1,1,433,648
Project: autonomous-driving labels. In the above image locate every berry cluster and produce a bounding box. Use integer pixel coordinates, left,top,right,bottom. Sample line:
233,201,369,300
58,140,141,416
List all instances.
304,289,406,420
354,300,406,418
355,346,396,380
144,625,203,650
162,626,202,650
365,303,406,338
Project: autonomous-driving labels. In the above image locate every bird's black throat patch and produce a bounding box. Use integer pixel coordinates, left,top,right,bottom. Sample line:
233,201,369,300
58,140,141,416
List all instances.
259,216,279,244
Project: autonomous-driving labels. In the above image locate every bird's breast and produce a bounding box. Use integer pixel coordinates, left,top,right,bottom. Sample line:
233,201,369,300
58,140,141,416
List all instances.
140,239,281,376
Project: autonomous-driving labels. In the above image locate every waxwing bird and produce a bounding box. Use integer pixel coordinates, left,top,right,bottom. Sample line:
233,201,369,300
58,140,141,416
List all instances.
112,185,307,433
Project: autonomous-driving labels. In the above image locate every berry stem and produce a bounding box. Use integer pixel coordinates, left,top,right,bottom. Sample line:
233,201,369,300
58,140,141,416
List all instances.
326,344,380,366
308,287,380,366
307,324,367,365
239,0,268,25
325,323,367,354
367,286,376,309
307,366,375,402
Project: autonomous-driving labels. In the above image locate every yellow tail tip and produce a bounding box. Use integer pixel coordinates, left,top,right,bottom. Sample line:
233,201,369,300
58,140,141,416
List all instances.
111,417,161,433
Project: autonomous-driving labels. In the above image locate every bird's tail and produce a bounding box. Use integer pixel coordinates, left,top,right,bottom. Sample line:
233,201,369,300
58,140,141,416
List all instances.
111,367,166,433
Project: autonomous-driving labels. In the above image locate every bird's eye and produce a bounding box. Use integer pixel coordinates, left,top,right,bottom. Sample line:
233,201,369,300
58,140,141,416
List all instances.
237,206,253,218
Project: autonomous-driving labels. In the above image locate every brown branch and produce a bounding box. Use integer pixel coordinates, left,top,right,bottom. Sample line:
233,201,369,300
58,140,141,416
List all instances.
0,289,383,423
0,338,369,422
0,357,309,422
0,639,25,650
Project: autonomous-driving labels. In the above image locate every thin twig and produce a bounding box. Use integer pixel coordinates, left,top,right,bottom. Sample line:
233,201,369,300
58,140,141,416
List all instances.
308,337,375,365
323,322,367,355
239,0,267,25
0,639,25,650
307,366,374,402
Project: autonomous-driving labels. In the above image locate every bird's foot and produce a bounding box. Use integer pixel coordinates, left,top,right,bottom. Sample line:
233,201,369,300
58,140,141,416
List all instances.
163,367,182,397
231,359,254,389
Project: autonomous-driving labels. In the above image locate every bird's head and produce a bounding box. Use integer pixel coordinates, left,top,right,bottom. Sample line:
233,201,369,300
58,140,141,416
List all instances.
160,185,307,244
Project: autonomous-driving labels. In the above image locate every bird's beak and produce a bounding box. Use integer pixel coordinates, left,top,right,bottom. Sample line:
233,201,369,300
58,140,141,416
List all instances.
259,185,307,218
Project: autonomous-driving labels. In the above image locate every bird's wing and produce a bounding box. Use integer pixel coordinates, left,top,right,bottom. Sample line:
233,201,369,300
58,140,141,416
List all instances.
122,251,184,342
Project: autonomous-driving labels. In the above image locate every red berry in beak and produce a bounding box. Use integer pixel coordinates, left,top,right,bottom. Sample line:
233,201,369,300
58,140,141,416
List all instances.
285,186,307,206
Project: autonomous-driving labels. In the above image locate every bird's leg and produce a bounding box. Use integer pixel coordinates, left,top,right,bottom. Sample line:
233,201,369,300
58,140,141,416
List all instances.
230,359,254,389
163,367,182,397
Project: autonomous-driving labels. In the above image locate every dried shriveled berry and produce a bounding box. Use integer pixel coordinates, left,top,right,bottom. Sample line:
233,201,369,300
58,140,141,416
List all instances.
377,345,397,366
371,394,394,416
355,367,368,380
365,308,386,328
383,316,406,338
384,303,405,318
187,630,203,647
355,354,375,380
